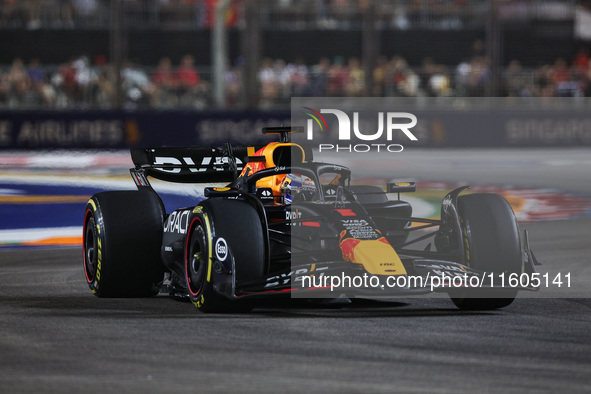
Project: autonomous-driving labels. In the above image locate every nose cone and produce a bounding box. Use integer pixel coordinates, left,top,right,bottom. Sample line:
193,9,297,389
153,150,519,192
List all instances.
340,236,407,276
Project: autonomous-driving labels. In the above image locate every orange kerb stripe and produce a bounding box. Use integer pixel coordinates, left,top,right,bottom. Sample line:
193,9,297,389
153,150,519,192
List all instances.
21,237,82,246
0,196,91,204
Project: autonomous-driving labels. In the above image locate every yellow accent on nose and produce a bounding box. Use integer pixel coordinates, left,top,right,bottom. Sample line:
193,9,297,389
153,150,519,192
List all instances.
351,240,407,276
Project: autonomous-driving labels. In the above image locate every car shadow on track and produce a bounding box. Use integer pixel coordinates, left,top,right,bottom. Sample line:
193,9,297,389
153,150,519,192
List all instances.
1,294,504,319
248,297,497,318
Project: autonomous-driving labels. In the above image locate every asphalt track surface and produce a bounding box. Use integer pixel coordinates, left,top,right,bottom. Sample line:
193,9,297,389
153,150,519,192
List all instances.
1,148,591,393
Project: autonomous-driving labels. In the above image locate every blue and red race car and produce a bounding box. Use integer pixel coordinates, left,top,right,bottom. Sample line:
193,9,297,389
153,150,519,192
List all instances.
83,127,540,312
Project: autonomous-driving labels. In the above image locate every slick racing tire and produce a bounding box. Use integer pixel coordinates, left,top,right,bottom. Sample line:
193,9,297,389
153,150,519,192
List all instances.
185,198,264,313
450,193,522,311
83,191,165,297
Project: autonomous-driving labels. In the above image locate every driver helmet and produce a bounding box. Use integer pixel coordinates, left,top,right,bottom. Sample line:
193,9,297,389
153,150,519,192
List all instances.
281,173,316,204
281,173,300,204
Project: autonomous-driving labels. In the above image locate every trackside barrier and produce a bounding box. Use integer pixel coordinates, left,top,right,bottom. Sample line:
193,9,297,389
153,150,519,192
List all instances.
1,108,591,150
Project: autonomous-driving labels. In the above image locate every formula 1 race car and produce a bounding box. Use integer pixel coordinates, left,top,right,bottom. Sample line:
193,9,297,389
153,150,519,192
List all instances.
83,127,540,312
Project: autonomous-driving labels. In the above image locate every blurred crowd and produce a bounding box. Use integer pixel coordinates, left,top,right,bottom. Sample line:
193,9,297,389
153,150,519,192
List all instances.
256,50,591,108
0,54,210,109
1,45,591,109
2,49,591,109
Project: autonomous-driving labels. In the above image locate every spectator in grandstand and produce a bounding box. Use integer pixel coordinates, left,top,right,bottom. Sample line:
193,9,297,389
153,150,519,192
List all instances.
13,75,40,106
176,54,205,107
344,56,365,96
471,39,486,59
428,70,452,97
177,55,200,87
258,58,277,108
326,56,348,96
26,58,44,84
0,58,47,107
384,56,419,97
572,67,589,98
549,58,578,97
122,59,155,107
571,65,588,98
384,56,402,96
153,57,177,88
27,58,56,106
0,72,10,105
308,56,330,96
5,57,54,107
454,58,471,96
152,56,178,107
372,56,388,96
503,59,527,97
258,57,306,107
584,63,591,97
466,55,490,96
7,58,28,87
419,57,438,96
549,58,570,85
73,55,98,105
533,64,553,97
570,49,591,97
419,57,453,97
52,57,78,106
224,62,242,107
272,58,292,102
94,67,116,108
573,47,589,74
289,57,309,96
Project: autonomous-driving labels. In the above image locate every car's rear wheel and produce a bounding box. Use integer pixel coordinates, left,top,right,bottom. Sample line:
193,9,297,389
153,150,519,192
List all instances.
450,193,523,310
83,191,165,297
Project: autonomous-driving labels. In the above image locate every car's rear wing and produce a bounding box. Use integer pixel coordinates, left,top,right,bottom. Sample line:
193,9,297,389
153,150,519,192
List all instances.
130,127,311,184
131,145,258,184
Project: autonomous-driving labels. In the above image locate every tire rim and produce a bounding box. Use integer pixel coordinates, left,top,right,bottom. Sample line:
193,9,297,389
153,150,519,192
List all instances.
84,215,98,282
187,225,207,296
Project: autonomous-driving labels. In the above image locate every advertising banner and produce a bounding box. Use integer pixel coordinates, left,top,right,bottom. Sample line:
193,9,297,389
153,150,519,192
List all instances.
2,101,591,150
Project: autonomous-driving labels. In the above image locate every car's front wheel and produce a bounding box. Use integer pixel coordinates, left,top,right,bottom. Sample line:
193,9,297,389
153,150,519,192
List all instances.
449,193,523,310
185,198,264,312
